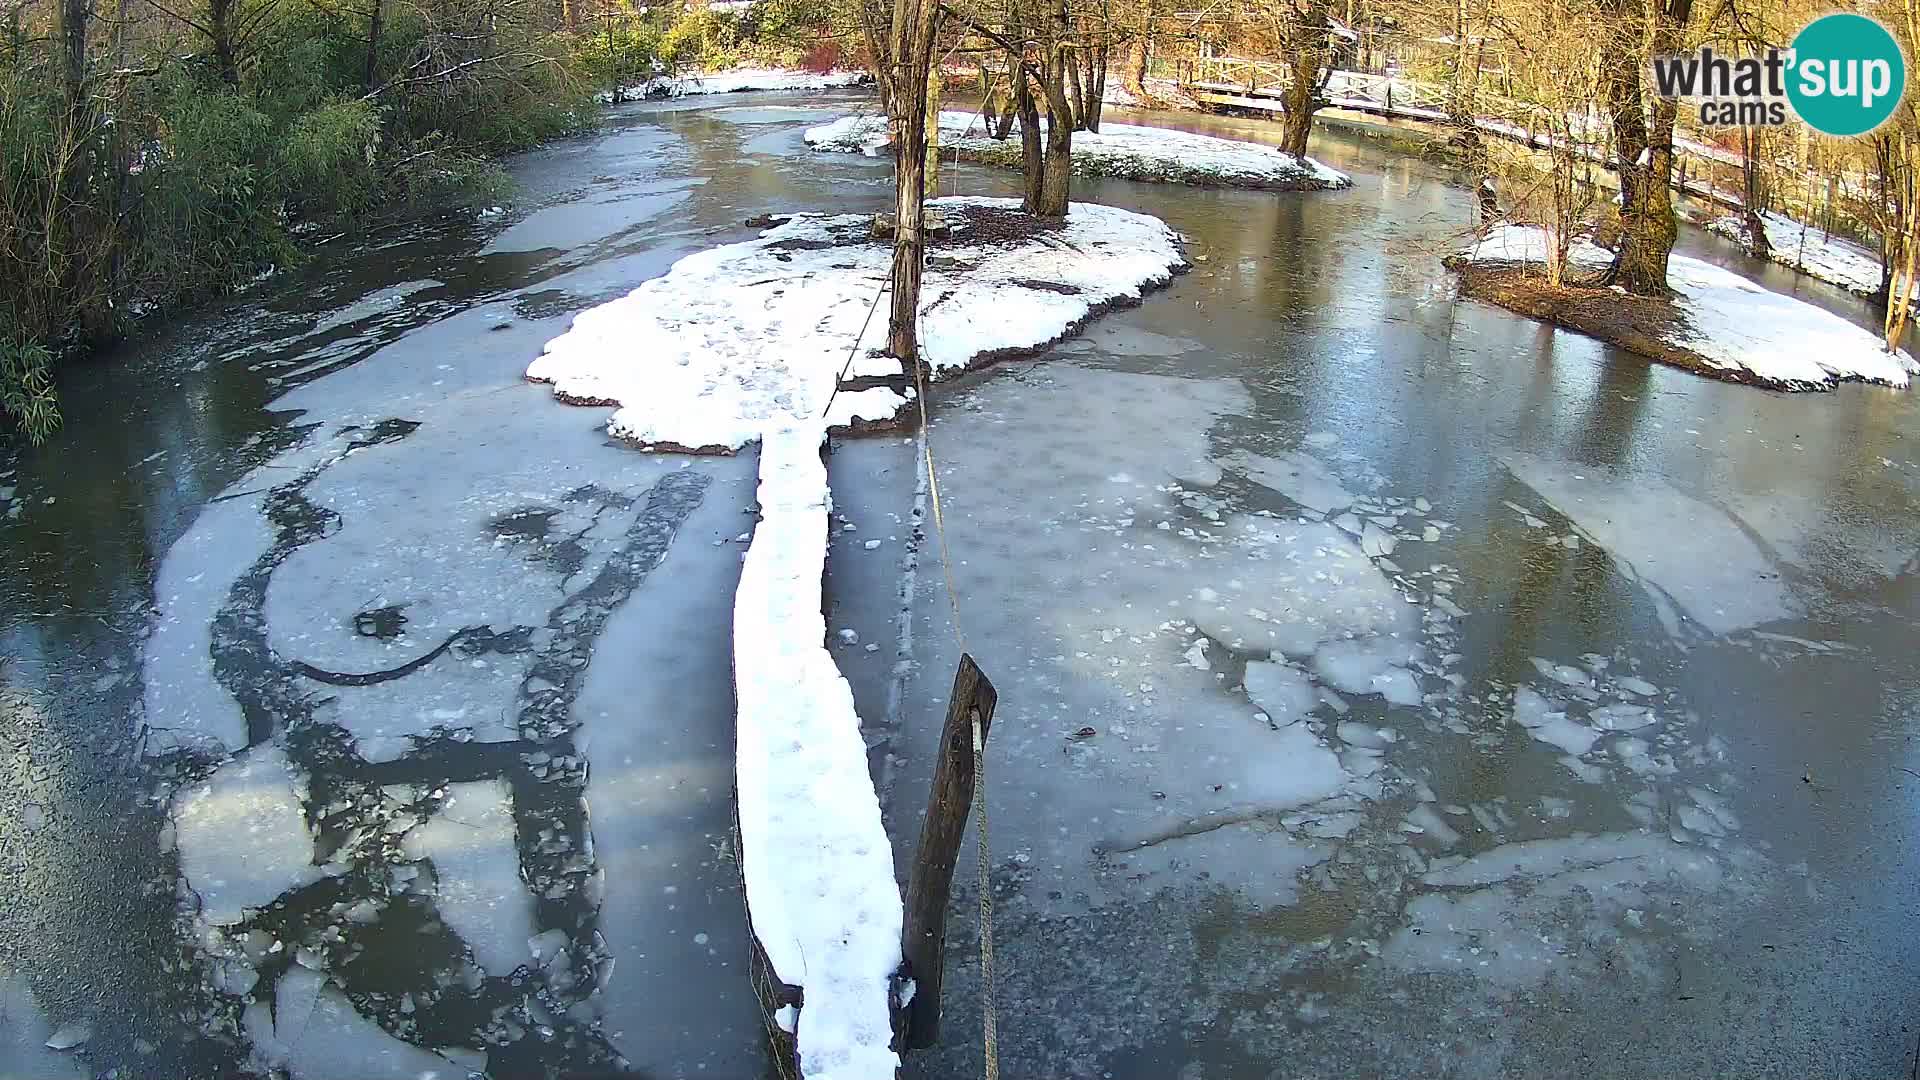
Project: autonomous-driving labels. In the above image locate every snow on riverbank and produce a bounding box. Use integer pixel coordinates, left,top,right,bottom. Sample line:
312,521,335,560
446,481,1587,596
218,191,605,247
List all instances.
597,67,868,103
1708,209,1909,299
804,111,1352,190
734,425,901,1079
527,196,1186,449
1458,224,1917,391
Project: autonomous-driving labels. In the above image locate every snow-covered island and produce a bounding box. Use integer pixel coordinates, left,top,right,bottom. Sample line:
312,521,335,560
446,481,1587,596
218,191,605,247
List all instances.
805,111,1352,191
1708,209,1913,300
527,196,1188,450
526,196,1184,1077
596,66,870,103
1448,225,1917,392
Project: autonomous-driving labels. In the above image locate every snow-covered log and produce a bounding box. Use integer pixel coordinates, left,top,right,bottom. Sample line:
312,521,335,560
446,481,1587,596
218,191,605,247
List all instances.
734,424,901,1079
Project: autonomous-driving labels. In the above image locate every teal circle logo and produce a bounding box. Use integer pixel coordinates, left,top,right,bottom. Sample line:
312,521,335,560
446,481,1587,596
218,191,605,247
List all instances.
1787,13,1906,136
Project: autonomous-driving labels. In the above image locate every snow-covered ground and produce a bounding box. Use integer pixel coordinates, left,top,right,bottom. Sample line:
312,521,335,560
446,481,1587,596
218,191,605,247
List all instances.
1708,209,1909,299
526,196,1187,449
804,111,1352,190
597,67,869,103
1459,224,1918,391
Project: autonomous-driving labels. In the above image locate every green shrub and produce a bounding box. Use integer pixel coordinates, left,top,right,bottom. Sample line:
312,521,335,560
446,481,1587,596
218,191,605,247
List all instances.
0,336,59,445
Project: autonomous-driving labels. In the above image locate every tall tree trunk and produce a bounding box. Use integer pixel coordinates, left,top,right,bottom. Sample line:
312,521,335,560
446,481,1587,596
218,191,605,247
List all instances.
1278,0,1330,159
1064,50,1087,129
1608,0,1691,295
888,61,930,359
1082,42,1106,131
880,0,942,362
1740,124,1769,259
1016,69,1044,210
1036,56,1073,216
210,0,240,85
364,0,384,92
924,62,941,199
58,0,87,118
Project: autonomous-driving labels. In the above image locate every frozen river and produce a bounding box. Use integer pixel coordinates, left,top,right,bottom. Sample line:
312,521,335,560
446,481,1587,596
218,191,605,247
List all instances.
2,93,1918,1078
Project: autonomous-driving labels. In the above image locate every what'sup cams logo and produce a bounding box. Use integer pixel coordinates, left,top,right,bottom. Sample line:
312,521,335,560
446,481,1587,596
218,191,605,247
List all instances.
1652,12,1907,135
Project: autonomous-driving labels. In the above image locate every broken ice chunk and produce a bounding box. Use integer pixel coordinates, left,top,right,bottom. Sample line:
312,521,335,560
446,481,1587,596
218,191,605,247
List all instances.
1243,660,1317,727
1587,704,1656,732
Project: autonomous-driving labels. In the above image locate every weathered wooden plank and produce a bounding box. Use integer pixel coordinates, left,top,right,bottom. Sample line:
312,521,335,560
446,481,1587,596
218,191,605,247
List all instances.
899,652,998,1050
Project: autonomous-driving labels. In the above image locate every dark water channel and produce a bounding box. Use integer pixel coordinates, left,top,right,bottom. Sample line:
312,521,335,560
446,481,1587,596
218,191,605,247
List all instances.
0,92,1915,1080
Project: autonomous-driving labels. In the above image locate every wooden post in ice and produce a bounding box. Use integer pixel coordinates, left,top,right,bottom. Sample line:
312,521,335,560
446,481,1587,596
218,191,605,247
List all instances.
899,652,997,1049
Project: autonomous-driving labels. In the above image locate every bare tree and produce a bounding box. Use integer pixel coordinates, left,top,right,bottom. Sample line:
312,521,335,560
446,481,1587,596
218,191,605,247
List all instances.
858,0,945,358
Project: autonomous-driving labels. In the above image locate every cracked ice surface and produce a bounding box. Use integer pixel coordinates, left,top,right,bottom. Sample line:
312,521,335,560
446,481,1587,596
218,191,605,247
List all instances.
525,197,1186,450
172,741,326,925
245,968,468,1079
400,780,535,977
1503,452,1791,636
901,363,1433,911
1383,832,1732,989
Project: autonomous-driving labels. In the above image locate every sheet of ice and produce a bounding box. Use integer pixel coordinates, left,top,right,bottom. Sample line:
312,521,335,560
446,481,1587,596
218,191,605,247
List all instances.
1457,224,1917,390
245,968,464,1079
142,493,273,754
1403,803,1462,847
733,425,900,1080
1503,452,1792,635
895,364,1379,914
1190,517,1418,659
805,111,1352,189
173,741,326,926
1310,638,1422,706
573,453,765,1075
1587,703,1657,732
1708,209,1912,298
1243,659,1318,726
400,780,536,977
1226,450,1356,515
1384,833,1728,988
527,197,1185,450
